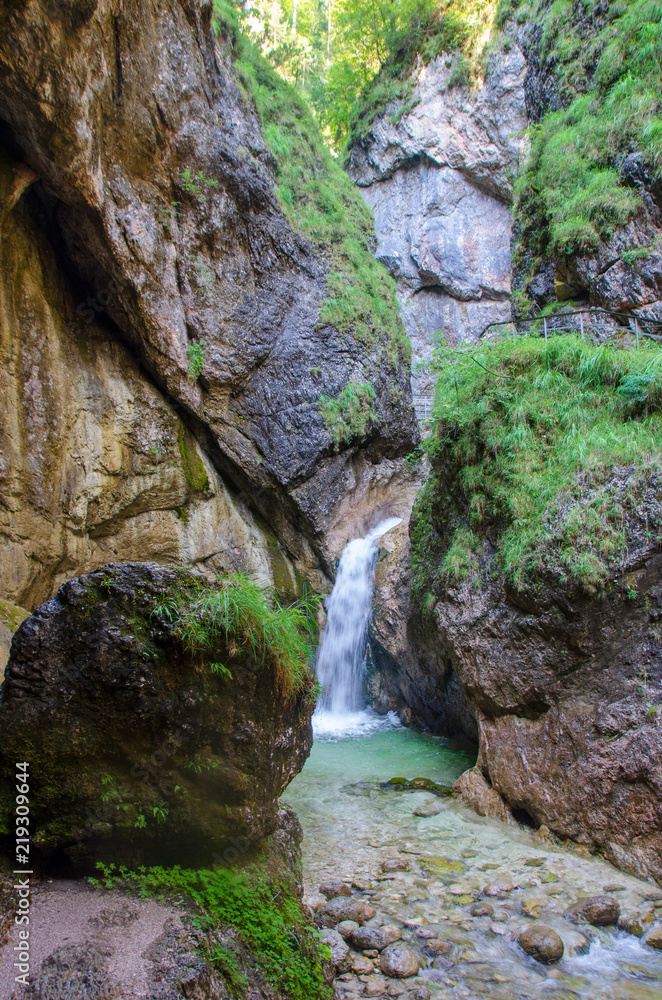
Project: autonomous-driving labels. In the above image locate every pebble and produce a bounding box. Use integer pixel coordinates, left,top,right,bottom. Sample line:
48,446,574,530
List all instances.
426,939,451,955
303,891,327,911
603,884,627,892
379,943,421,978
470,901,494,917
524,857,546,867
413,800,443,817
365,904,377,920
352,955,375,975
337,920,360,939
484,879,514,898
518,924,564,964
364,975,388,996
353,878,373,891
381,859,411,873
565,895,620,926
382,925,402,944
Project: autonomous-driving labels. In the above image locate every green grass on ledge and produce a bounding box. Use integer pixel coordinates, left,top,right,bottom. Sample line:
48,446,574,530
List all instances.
413,335,662,596
153,573,319,700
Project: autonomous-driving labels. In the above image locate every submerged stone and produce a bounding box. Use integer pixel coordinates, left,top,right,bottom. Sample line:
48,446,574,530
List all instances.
565,896,620,927
518,925,564,964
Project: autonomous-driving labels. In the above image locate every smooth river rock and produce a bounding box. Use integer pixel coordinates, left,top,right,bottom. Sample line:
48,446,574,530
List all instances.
379,943,420,978
317,896,367,929
350,926,390,952
565,896,620,927
319,928,352,972
518,925,565,964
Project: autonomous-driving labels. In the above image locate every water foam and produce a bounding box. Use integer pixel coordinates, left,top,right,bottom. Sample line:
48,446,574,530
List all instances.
313,518,402,734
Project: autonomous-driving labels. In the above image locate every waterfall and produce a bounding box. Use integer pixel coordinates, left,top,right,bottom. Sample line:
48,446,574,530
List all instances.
313,518,402,734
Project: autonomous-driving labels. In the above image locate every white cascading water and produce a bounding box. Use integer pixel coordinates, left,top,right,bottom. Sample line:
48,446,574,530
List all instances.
313,518,402,736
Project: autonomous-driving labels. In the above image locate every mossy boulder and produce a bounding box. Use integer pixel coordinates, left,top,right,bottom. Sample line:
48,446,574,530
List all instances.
0,563,315,873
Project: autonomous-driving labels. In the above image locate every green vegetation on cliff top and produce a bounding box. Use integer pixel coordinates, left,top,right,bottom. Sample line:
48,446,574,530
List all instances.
213,2,409,364
93,862,332,1000
502,0,662,310
413,335,662,596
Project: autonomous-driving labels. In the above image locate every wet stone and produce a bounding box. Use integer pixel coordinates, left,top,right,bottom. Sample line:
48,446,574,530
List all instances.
619,908,656,937
380,943,421,979
414,800,443,817
351,927,391,952
426,939,452,956
353,955,375,975
644,925,662,949
317,896,367,928
364,974,388,996
303,891,327,911
518,925,564,964
382,925,403,944
320,928,352,972
321,880,352,899
470,902,494,917
484,879,514,898
338,920,361,939
381,859,411,873
565,895,620,926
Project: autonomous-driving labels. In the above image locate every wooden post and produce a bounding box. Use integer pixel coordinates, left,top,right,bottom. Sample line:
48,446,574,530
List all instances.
543,317,548,342
635,316,639,349
580,312,584,340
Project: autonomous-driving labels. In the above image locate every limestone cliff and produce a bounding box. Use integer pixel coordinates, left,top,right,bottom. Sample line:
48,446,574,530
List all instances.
347,48,528,398
0,0,418,614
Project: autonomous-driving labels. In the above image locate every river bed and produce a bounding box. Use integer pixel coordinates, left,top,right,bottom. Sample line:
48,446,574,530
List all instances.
284,714,662,1000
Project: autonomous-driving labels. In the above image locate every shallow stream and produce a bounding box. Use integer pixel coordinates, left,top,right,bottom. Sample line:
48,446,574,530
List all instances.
285,715,662,1000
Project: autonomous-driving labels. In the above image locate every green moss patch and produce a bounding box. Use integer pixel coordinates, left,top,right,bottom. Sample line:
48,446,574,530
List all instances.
177,425,210,493
413,335,662,596
91,862,332,1000
0,600,29,634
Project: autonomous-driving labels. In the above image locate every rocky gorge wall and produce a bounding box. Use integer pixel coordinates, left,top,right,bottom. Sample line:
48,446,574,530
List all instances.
347,47,528,398
0,0,418,619
349,9,662,888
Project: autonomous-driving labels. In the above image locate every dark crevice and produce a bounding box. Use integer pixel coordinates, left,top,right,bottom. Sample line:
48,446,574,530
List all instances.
113,16,123,104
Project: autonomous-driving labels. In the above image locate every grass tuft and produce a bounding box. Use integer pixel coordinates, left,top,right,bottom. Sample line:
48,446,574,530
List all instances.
318,380,376,449
154,574,318,700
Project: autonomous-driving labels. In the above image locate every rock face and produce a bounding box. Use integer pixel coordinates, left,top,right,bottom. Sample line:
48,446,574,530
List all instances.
347,50,528,397
426,539,662,884
0,0,417,612
0,563,314,871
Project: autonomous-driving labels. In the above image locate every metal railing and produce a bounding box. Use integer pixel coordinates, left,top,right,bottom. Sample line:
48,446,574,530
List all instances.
411,307,662,423
479,307,662,347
